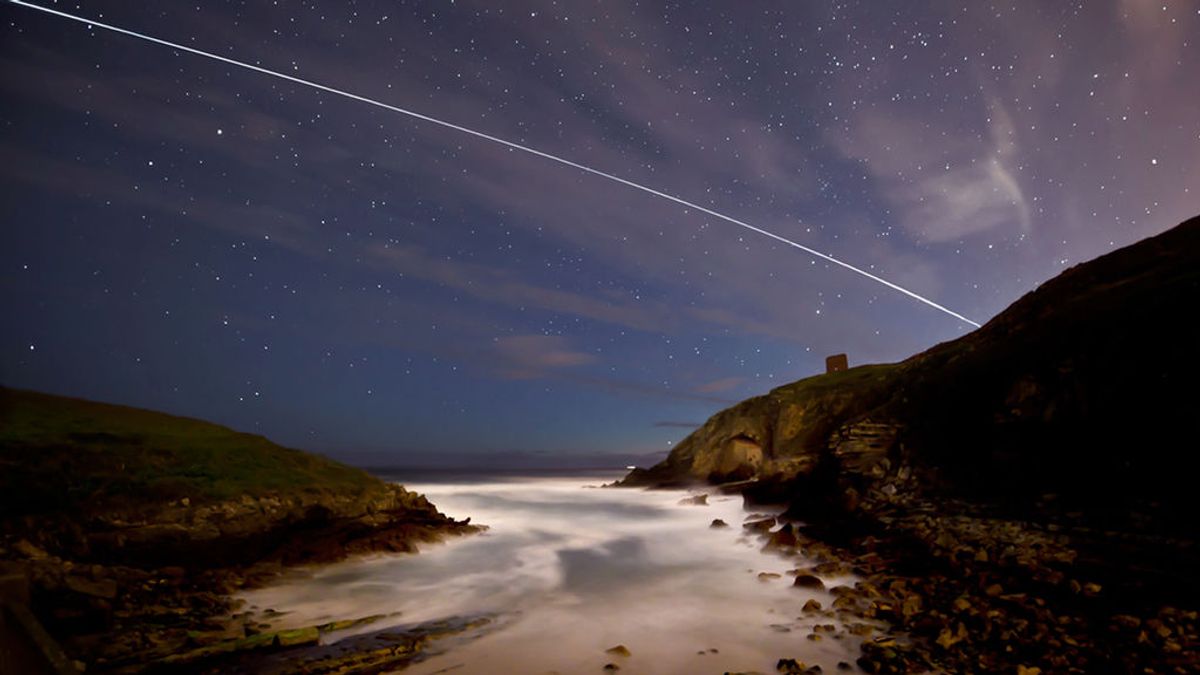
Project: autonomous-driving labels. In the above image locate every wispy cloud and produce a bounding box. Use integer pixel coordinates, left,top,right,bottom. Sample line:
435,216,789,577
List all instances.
366,243,677,333
492,335,596,379
829,99,1029,243
694,376,747,394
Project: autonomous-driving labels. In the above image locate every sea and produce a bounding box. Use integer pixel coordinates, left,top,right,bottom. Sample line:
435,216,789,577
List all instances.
236,469,865,674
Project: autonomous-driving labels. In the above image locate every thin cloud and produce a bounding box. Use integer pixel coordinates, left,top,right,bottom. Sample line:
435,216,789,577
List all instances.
653,421,702,429
492,335,596,380
694,376,747,394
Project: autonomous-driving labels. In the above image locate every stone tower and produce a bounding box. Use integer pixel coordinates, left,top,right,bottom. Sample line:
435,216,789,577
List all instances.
825,353,848,373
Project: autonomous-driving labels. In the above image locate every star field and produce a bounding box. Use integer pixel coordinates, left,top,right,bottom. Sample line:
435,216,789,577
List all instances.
2,1,1197,467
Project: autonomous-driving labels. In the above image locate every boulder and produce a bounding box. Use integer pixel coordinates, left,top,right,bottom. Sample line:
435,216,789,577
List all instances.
793,574,825,590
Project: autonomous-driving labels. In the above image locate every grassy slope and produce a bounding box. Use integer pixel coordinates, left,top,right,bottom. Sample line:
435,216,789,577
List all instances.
0,388,382,518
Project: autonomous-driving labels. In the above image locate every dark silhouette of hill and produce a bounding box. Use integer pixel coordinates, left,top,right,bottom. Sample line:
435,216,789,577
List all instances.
621,215,1200,672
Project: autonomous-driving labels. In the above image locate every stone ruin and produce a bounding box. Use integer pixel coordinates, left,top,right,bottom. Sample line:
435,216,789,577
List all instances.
825,353,848,373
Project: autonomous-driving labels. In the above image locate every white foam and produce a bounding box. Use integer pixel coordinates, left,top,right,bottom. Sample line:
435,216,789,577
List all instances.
238,476,861,674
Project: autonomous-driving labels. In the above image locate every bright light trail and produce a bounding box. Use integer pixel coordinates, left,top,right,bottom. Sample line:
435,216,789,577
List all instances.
7,0,982,328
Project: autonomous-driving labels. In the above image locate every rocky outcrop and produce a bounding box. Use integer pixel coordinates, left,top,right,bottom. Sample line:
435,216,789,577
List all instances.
0,484,478,672
0,389,480,672
623,215,1200,673
828,421,899,476
621,363,899,486
61,483,458,568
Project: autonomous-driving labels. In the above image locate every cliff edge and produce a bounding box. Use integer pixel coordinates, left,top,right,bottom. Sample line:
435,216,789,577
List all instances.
0,388,476,672
624,214,1200,508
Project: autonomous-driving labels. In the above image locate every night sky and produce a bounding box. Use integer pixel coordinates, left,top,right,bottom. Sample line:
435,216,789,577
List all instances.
2,2,1197,467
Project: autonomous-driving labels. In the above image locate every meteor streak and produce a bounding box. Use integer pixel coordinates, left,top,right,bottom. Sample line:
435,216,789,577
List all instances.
7,0,982,328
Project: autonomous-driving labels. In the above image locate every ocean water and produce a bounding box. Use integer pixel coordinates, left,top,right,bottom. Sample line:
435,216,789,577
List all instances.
238,472,865,674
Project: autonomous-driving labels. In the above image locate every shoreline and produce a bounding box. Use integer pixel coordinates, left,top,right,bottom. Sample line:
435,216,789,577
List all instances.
720,473,1200,674
1,484,481,674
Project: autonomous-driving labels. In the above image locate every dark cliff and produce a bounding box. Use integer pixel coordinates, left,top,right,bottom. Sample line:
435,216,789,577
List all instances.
622,215,1200,673
624,214,1200,511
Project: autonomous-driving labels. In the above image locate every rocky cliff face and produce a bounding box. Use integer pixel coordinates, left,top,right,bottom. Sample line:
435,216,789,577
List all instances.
25,482,462,570
624,363,901,486
624,214,1200,510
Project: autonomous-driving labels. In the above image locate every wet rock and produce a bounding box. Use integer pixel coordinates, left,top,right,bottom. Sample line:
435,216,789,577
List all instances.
711,519,730,528
765,524,799,550
776,658,805,673
605,644,631,657
802,599,823,613
744,517,776,533
603,663,620,671
317,614,388,633
679,494,709,506
758,572,783,581
793,574,825,590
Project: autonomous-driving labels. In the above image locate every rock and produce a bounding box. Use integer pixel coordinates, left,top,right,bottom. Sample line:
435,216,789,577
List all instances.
13,540,50,560
758,572,782,581
186,624,245,645
900,593,922,618
711,519,730,528
744,517,776,533
832,595,859,610
161,566,186,579
1111,614,1140,630
935,622,968,649
605,645,631,657
65,575,117,599
837,663,852,671
766,524,799,550
317,614,388,633
776,658,805,673
793,574,824,590
679,494,709,506
603,663,620,671
802,599,823,613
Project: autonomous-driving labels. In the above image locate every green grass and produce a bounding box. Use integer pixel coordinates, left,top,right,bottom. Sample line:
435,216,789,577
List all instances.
0,388,382,517
769,362,899,401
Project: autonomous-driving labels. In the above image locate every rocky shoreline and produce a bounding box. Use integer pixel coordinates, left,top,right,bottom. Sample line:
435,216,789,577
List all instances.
1,483,480,673
716,464,1200,675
